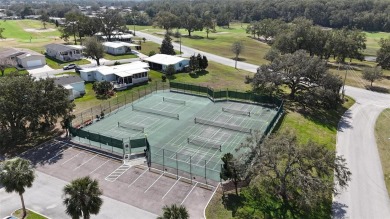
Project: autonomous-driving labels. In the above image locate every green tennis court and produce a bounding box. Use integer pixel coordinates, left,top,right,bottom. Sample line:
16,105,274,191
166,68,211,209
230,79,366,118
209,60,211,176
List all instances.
71,85,282,182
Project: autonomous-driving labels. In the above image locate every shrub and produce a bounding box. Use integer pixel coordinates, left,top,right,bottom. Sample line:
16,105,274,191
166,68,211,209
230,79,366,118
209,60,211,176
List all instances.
148,51,156,57
162,75,167,82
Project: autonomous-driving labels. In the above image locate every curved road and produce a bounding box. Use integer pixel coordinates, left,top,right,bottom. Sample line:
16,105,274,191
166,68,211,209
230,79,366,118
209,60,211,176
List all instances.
334,86,390,219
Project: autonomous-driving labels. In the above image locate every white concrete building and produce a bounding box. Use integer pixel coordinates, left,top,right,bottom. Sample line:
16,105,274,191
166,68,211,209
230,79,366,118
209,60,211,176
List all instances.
79,61,149,90
144,54,189,72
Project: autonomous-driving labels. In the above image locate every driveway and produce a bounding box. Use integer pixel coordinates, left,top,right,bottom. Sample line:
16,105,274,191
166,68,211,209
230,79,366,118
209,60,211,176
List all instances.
27,65,54,75
333,86,390,219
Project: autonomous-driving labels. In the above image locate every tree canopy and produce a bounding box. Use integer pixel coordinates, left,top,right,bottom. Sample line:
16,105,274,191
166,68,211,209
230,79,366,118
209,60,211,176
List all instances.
83,37,105,66
157,204,189,219
377,37,390,69
0,74,74,146
237,131,351,218
160,33,175,55
362,66,383,87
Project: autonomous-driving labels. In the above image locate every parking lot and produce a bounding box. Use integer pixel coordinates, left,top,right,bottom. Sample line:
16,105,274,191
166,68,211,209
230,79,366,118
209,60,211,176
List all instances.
21,140,217,218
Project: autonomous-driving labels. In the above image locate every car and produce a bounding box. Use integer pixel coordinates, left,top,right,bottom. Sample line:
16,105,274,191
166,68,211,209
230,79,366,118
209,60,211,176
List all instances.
63,63,77,70
75,65,83,73
3,216,18,219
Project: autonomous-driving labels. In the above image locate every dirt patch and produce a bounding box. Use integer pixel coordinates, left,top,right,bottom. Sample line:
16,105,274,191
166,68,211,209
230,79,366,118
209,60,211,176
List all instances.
24,28,56,33
0,38,15,41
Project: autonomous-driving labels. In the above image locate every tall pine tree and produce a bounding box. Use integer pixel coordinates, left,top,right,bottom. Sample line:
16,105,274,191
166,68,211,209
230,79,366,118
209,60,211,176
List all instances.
160,33,175,55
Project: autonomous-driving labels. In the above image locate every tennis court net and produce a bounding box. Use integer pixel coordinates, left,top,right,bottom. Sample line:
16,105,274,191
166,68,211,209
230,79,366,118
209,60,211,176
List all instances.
163,97,186,105
194,117,252,134
222,107,251,116
188,136,222,151
118,122,145,133
132,105,179,120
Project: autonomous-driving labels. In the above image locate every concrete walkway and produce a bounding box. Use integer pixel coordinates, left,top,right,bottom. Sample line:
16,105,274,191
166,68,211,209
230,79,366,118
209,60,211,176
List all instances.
333,86,390,219
0,171,158,219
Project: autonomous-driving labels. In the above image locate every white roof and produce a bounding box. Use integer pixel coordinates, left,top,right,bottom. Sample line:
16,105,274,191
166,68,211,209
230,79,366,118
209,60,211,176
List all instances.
80,61,149,76
115,68,148,78
103,42,125,48
144,54,188,66
68,45,84,50
63,84,73,90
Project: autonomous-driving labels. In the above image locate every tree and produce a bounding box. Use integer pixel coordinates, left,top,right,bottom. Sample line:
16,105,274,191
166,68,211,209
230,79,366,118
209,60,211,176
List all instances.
92,81,113,98
0,74,74,145
181,14,203,37
377,37,390,69
0,23,4,39
0,58,16,76
203,11,214,39
362,66,383,87
165,64,176,76
201,55,208,70
0,158,35,219
40,12,50,29
160,33,175,55
239,131,351,218
154,11,180,32
98,10,125,42
55,20,59,27
196,53,203,71
189,55,197,73
157,204,189,219
63,176,103,219
220,153,242,195
232,41,244,69
83,37,104,66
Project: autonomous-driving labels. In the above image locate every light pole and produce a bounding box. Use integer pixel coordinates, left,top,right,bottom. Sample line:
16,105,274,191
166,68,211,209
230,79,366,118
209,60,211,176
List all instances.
133,15,138,36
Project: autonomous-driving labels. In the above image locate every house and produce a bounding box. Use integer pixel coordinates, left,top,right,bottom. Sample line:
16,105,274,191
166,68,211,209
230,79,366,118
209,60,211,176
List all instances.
45,44,83,62
0,47,46,68
54,75,85,101
102,41,140,55
96,32,133,42
79,61,149,90
143,54,189,72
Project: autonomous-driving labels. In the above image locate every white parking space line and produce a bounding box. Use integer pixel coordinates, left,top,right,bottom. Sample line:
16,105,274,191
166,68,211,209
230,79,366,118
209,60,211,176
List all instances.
128,169,148,188
47,147,71,162
144,173,164,193
162,177,181,199
181,182,198,205
61,151,82,165
90,160,109,174
73,154,97,171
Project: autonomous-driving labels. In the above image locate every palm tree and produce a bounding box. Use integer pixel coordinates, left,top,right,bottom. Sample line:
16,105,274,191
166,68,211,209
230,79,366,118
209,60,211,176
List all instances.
157,204,189,219
0,158,35,219
63,176,103,219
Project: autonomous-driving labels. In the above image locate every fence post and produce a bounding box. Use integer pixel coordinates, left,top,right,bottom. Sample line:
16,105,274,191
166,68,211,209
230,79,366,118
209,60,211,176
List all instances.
124,95,127,108
81,113,84,125
138,90,140,100
156,81,157,93
176,153,179,179
100,104,102,114
131,92,133,104
91,108,93,120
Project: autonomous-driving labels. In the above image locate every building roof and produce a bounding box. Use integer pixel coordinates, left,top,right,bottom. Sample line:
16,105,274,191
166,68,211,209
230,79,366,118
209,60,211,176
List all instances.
115,68,148,78
54,75,84,86
80,61,149,76
144,54,188,66
45,44,80,53
0,47,44,59
103,41,140,48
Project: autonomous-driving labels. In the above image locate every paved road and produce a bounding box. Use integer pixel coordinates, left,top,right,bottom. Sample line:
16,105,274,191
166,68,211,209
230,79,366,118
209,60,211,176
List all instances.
333,85,390,219
0,171,158,219
136,31,259,73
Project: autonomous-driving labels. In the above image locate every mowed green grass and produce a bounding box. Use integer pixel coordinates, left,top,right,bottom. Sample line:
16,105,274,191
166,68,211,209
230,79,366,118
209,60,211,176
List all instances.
364,32,390,56
14,209,48,219
104,53,138,60
133,23,270,65
375,108,390,197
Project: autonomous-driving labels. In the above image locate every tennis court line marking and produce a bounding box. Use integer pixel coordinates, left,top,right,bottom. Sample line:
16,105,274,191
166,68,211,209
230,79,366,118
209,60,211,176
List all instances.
128,168,148,187
74,154,97,171
181,182,198,205
144,173,164,193
162,177,181,199
61,151,82,165
90,160,109,174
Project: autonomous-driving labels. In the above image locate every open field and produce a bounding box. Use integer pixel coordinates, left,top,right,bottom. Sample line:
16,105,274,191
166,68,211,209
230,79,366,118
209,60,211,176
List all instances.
0,20,63,52
364,32,390,56
375,108,390,197
133,23,271,65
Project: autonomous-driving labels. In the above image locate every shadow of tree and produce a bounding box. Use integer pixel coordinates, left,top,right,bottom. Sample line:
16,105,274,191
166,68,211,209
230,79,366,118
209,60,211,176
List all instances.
366,85,389,93
189,70,209,78
231,57,247,62
222,193,245,217
332,201,349,219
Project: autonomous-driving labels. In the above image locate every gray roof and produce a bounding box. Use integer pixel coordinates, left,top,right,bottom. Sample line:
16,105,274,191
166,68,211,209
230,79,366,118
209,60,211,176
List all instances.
0,48,44,59
45,44,77,53
54,75,84,86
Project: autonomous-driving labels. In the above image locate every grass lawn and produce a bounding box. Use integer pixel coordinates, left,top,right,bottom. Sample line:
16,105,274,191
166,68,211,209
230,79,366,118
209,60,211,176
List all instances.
55,71,78,76
139,41,180,56
104,53,138,60
13,209,48,219
133,23,270,65
45,56,91,69
364,31,390,56
1,67,28,76
0,19,62,53
375,108,390,197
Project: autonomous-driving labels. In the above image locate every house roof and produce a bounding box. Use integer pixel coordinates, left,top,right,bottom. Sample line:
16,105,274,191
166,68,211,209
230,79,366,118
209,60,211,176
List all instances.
103,41,139,48
54,75,84,86
80,61,149,76
114,68,148,78
0,48,44,59
45,44,79,53
144,54,188,66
